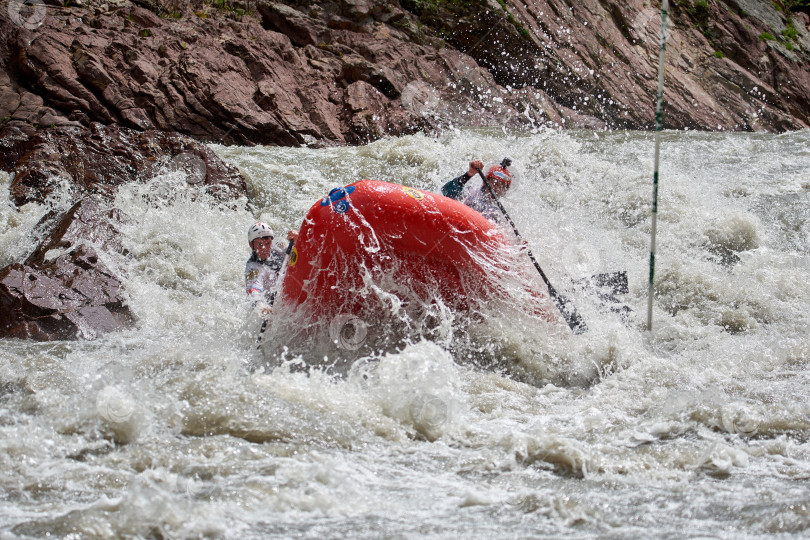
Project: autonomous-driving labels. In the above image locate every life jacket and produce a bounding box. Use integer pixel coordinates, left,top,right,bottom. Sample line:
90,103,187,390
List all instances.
245,246,285,303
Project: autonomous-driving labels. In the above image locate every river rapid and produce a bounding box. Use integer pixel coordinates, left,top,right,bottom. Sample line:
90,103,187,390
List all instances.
1,128,809,538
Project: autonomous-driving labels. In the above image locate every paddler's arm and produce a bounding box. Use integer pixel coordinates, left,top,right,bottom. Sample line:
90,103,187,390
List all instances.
261,231,298,314
246,271,273,316
441,160,484,200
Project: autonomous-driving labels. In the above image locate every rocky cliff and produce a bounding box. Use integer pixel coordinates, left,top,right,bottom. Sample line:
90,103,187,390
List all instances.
2,0,809,145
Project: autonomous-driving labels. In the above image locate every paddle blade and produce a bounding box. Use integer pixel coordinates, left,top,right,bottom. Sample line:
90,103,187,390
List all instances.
546,284,588,334
558,298,588,334
573,271,632,324
592,271,628,295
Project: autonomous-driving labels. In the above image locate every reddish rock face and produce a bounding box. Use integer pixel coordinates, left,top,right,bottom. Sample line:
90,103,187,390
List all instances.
1,0,525,145
7,123,247,206
0,197,134,341
1,0,808,140
433,0,810,131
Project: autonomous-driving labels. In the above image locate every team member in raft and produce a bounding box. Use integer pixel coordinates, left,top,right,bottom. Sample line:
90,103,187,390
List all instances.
245,222,297,315
441,158,513,222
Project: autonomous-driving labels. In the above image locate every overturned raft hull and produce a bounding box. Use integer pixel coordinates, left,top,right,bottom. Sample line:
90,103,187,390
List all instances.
272,180,554,360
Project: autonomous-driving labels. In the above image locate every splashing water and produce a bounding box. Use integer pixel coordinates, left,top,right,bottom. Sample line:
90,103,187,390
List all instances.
1,129,810,538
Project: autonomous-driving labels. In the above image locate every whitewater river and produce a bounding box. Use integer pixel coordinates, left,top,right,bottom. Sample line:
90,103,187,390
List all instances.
1,128,809,538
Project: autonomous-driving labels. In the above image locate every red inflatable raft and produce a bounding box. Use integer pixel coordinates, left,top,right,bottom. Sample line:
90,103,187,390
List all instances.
275,180,556,351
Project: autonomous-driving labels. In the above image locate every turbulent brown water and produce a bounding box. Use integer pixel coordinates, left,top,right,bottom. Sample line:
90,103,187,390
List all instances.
1,128,809,538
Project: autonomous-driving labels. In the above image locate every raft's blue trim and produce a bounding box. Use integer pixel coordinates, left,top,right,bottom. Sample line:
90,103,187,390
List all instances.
320,185,356,206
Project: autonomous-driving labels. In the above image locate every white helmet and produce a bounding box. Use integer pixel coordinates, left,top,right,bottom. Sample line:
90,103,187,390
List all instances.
248,222,274,243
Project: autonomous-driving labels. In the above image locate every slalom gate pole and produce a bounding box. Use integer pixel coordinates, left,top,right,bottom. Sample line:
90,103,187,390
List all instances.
647,0,669,331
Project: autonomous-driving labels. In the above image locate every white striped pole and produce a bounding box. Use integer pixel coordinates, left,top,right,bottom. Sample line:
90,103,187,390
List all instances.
647,0,670,331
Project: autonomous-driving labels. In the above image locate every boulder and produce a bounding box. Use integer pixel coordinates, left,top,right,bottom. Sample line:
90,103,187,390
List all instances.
0,125,32,172
0,124,247,341
7,123,247,205
0,197,134,341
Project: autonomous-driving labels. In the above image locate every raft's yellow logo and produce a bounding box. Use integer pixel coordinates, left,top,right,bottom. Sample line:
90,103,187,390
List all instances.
402,186,424,200
288,247,298,266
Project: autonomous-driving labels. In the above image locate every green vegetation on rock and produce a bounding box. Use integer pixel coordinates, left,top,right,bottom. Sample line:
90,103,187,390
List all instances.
782,21,799,40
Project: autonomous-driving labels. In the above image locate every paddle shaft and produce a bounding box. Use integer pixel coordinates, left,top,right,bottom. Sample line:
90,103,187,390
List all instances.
475,168,587,333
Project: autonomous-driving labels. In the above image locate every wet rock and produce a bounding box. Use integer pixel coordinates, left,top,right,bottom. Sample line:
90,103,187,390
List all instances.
0,124,247,341
0,197,134,341
7,123,246,206
0,125,32,172
429,0,810,131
